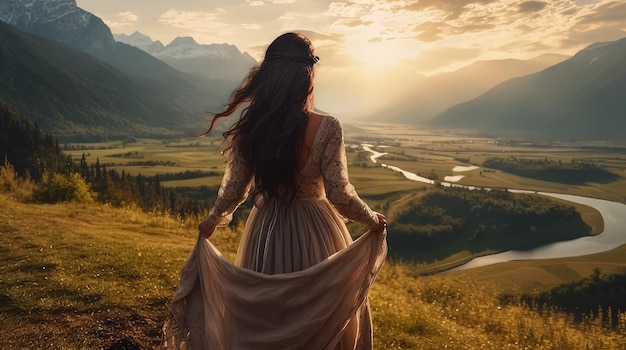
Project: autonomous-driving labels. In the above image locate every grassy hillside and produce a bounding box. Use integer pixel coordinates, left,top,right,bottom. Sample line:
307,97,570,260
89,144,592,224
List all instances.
1,193,624,349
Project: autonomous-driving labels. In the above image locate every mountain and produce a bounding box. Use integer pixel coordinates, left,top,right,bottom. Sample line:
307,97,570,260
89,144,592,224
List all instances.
114,31,164,54
0,0,114,55
0,0,236,138
0,0,188,79
116,32,257,83
0,20,214,139
427,38,626,141
382,54,568,123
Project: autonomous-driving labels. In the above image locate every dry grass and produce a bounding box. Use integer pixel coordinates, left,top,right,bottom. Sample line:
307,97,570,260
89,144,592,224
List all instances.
1,193,624,349
7,127,621,348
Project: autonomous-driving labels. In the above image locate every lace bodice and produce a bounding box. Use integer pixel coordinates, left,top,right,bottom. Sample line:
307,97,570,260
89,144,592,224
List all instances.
205,115,379,230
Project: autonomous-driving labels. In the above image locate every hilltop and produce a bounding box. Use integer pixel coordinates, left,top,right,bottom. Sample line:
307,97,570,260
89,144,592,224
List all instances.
0,193,624,349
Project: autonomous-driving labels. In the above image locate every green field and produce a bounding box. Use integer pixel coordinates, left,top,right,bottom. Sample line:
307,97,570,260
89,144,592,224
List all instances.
350,122,626,203
64,124,626,204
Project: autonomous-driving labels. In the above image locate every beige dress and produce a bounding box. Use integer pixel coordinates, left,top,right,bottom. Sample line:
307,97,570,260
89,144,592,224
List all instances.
163,115,387,349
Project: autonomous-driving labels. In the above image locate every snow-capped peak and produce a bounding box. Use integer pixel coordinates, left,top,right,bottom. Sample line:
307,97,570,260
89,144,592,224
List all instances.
115,33,243,60
0,0,90,29
156,36,241,60
168,36,199,47
114,31,164,53
114,32,257,81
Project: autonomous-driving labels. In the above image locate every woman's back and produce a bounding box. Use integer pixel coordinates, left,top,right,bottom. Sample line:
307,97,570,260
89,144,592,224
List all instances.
166,32,386,350
233,113,377,274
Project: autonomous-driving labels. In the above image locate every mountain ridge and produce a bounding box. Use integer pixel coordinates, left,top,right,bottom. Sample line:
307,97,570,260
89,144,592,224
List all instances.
115,31,257,82
379,54,569,123
0,0,233,105
0,0,246,138
0,20,219,139
427,37,626,141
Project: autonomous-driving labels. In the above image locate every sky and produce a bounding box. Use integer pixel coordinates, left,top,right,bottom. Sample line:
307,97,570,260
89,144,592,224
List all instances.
75,0,626,118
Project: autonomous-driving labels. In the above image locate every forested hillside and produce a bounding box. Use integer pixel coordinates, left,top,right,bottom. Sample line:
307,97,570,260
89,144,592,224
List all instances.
0,99,67,180
389,187,591,262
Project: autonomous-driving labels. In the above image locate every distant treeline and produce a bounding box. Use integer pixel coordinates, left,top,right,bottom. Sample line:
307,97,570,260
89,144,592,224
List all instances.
158,170,220,181
389,187,590,262
483,156,620,184
528,268,626,328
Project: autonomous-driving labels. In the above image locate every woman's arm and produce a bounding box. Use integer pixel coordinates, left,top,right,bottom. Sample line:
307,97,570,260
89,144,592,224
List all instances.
321,117,383,232
199,143,253,237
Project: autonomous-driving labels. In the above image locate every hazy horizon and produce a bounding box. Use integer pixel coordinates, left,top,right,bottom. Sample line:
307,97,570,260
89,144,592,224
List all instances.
76,0,626,119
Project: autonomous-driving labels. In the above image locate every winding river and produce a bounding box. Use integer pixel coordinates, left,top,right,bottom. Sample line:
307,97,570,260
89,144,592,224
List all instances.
360,144,626,271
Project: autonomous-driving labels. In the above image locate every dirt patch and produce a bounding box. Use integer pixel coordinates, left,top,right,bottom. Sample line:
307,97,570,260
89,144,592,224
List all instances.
0,308,165,349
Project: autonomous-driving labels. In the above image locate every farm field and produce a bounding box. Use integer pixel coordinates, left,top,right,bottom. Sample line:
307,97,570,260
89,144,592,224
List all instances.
64,123,626,204
350,122,626,203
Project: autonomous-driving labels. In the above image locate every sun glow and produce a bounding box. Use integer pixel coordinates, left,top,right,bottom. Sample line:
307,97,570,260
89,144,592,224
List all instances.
345,40,404,68
325,3,435,69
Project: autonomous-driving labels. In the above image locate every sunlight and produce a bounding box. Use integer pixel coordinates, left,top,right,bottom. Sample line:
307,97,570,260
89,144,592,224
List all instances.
343,36,422,69
346,41,401,68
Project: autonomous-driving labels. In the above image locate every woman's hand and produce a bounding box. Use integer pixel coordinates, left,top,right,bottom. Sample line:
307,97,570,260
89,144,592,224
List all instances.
375,213,387,233
198,218,217,238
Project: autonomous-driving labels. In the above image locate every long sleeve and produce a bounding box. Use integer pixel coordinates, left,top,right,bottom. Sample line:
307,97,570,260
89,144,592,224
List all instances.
321,117,379,230
204,142,253,227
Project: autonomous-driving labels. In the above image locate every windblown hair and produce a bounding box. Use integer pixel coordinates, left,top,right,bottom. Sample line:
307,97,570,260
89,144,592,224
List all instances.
202,32,318,201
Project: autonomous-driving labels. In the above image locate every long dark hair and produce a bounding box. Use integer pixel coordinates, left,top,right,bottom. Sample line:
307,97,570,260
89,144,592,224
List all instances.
202,32,318,201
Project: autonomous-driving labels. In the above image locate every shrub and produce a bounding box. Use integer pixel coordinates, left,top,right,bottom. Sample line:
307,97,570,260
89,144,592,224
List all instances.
0,158,34,200
33,173,96,204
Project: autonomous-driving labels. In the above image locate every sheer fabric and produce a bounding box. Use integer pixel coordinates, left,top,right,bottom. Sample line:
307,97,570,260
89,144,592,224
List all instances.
163,115,387,349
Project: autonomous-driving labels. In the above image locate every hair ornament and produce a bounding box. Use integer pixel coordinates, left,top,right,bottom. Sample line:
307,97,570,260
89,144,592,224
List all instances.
265,52,319,65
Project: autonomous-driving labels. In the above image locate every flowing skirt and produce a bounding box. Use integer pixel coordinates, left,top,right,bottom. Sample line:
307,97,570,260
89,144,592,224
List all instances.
163,198,387,349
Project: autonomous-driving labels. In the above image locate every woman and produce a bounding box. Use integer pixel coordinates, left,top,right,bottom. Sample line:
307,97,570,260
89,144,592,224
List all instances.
163,32,387,350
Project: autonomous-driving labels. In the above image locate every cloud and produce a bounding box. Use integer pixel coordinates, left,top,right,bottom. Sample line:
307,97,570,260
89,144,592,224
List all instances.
117,11,139,22
561,1,626,47
242,23,262,30
103,11,139,30
159,9,219,28
341,19,375,27
577,0,626,22
518,1,548,12
575,0,601,4
401,0,499,20
158,9,231,35
93,0,625,77
413,21,443,42
414,19,496,41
